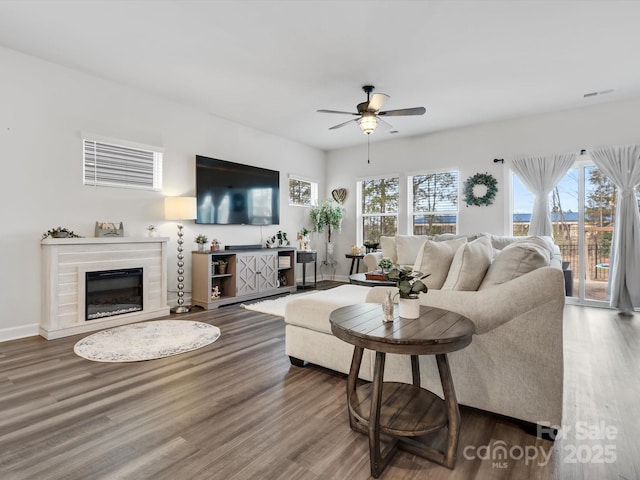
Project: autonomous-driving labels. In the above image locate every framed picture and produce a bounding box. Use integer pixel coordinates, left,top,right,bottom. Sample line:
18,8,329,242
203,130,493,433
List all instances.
95,222,124,237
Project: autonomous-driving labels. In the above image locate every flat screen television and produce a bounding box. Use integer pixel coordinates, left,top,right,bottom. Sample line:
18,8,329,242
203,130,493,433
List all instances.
196,155,280,225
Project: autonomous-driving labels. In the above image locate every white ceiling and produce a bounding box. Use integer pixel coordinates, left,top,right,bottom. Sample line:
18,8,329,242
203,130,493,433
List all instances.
1,1,639,151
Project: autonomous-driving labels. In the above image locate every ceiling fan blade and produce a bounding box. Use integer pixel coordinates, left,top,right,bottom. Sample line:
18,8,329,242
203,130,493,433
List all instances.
367,93,389,112
317,109,359,115
329,118,358,130
378,106,426,117
377,118,394,130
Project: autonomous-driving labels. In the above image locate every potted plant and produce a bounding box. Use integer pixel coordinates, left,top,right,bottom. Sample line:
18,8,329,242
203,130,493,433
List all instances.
386,266,429,319
194,234,209,252
42,226,81,240
276,230,290,246
211,238,221,251
378,257,394,273
309,200,344,264
216,258,228,275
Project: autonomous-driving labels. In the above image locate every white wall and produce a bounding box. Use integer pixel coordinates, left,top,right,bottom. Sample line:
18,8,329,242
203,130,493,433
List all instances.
0,46,325,341
327,96,640,279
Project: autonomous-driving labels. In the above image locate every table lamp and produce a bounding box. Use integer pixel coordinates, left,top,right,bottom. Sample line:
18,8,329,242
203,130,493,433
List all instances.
164,196,197,313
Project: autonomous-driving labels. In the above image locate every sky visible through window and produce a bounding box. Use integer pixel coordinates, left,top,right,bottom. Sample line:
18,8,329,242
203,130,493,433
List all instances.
513,169,581,214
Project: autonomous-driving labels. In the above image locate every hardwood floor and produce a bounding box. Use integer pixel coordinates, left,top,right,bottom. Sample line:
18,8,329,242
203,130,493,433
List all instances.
0,284,638,479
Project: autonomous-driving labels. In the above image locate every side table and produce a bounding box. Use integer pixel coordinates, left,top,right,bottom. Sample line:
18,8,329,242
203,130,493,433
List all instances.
345,253,364,275
330,303,474,478
296,250,317,290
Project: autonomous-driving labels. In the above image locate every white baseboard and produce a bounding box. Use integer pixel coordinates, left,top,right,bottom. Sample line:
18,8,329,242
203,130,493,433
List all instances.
0,323,40,342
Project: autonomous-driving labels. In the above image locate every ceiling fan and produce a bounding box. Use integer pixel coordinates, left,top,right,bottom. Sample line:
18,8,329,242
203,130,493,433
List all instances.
318,85,426,135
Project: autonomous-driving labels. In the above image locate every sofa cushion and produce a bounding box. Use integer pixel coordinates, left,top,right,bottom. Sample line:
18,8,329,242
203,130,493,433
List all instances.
441,236,493,291
284,285,370,334
479,240,551,289
396,235,432,265
379,236,398,264
413,237,467,289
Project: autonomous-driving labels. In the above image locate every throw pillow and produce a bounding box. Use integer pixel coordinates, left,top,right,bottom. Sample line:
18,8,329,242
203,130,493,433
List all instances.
412,237,467,289
379,236,397,264
396,235,432,266
479,241,551,289
441,236,493,291
514,235,554,262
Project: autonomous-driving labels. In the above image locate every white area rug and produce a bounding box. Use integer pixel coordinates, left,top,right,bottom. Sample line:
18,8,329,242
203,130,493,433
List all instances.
74,320,221,363
241,291,317,317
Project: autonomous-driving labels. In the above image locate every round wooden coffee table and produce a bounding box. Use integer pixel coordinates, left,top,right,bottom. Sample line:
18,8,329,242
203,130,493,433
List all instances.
330,303,474,478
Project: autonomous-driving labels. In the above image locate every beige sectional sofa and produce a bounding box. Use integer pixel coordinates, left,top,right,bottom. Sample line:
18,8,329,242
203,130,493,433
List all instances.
284,233,565,431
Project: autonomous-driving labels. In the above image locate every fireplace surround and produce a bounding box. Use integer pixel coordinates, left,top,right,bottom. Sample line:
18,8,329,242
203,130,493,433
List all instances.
41,237,170,339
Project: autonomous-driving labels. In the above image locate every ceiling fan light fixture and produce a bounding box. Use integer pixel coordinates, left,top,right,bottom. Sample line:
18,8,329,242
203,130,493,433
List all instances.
359,112,378,135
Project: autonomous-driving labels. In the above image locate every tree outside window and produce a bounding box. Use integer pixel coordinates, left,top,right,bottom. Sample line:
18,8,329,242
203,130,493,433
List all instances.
288,177,317,206
360,177,399,244
411,171,458,235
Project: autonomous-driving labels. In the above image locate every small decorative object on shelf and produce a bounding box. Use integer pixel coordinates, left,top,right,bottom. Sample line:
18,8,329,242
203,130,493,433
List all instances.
146,225,159,237
211,238,221,251
463,172,498,207
385,266,429,319
297,228,311,251
95,222,124,237
212,285,221,299
194,234,209,252
217,258,228,274
42,226,81,240
267,230,290,248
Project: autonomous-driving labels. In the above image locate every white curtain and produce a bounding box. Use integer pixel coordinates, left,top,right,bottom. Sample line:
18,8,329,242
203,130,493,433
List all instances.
590,145,640,314
510,153,576,237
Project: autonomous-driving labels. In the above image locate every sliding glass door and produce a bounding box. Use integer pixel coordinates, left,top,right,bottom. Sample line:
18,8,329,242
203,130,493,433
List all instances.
513,160,613,305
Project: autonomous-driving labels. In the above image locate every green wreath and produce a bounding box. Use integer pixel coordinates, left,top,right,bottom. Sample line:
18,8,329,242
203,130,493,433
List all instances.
463,172,498,207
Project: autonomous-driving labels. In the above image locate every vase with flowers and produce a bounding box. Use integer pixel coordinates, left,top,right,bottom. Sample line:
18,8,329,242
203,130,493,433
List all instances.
194,234,209,252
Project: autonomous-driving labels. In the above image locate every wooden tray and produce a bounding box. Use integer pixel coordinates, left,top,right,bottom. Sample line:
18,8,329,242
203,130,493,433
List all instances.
365,271,387,281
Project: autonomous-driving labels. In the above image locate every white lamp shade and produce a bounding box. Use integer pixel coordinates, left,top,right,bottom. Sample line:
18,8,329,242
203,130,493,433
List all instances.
164,196,197,220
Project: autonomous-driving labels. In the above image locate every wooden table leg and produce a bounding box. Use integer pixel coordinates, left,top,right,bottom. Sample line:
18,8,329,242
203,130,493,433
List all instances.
436,353,460,469
347,346,364,432
410,355,420,387
349,257,357,275
368,351,399,478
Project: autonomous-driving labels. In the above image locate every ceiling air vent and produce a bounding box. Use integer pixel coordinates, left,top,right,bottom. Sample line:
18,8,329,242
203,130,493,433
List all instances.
583,89,614,98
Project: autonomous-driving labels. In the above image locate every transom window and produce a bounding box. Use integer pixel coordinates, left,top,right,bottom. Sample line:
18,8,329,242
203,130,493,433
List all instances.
83,137,163,190
409,171,459,235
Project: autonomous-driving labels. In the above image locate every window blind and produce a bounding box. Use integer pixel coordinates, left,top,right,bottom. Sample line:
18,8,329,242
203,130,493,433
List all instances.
83,139,162,190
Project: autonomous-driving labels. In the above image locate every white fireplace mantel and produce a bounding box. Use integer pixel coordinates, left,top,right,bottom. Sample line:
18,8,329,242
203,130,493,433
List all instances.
41,237,170,339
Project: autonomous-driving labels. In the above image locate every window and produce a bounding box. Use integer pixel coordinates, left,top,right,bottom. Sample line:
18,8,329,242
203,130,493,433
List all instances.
409,171,459,235
83,137,163,190
288,175,317,206
358,176,399,244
